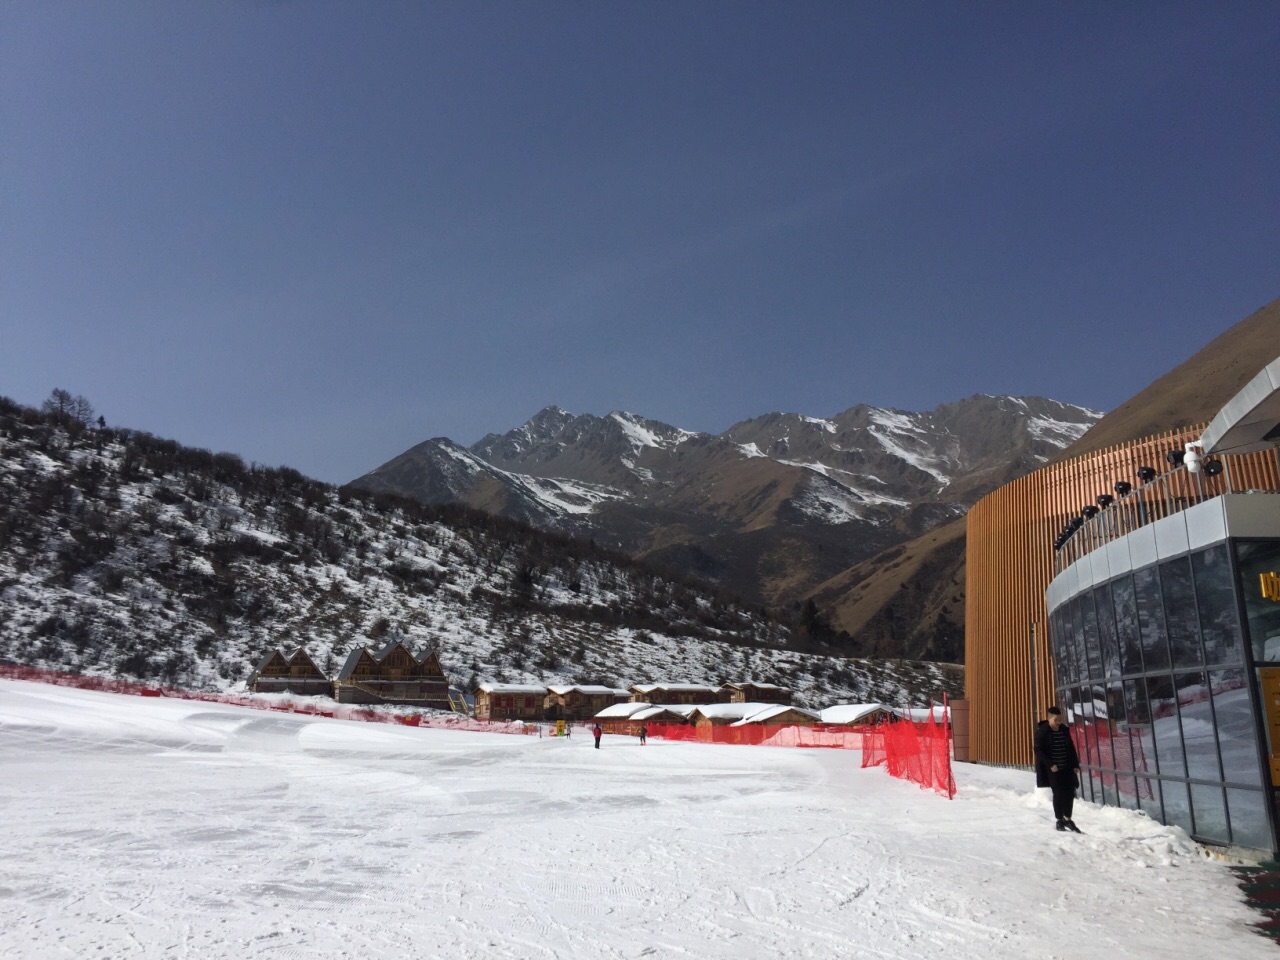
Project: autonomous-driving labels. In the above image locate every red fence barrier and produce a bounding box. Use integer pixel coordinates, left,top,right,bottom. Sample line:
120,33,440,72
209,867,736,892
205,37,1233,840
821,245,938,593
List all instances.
861,709,955,799
0,664,540,736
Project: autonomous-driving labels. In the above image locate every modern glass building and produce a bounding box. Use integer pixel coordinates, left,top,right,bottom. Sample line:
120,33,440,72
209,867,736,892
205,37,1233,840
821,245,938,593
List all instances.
1045,357,1280,855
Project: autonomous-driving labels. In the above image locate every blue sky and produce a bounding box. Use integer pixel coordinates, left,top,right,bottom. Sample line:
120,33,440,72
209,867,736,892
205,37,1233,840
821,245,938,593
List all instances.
3,2,1278,483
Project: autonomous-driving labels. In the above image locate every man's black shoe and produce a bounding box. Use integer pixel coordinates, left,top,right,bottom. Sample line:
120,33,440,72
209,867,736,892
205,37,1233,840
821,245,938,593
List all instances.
1056,820,1068,831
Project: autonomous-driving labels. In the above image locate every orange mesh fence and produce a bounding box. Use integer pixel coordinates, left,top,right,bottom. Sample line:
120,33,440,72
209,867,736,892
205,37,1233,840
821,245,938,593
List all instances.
645,721,870,749
0,663,539,735
860,709,955,799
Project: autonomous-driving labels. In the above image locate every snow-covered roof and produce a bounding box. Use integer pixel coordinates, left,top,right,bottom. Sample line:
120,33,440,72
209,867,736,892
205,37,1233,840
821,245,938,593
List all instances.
724,681,788,692
689,702,778,722
730,705,820,726
652,703,699,718
631,683,720,694
594,702,653,719
896,706,950,723
632,706,684,721
547,684,630,697
821,703,890,725
476,683,548,695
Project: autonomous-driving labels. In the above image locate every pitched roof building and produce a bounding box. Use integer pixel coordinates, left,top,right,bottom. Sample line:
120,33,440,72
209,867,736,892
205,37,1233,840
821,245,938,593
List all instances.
629,683,722,705
545,684,631,721
332,639,452,708
473,683,547,721
721,682,792,705
247,647,330,696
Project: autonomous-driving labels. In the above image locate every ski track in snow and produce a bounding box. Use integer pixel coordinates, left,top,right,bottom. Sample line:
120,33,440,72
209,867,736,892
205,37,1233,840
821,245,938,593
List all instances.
0,679,1268,960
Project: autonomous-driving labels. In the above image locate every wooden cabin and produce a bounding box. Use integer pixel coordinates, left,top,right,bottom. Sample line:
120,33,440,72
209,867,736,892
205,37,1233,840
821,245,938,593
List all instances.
630,683,721,706
332,639,452,708
721,682,792,705
594,702,687,735
247,647,330,696
545,685,632,721
474,683,547,721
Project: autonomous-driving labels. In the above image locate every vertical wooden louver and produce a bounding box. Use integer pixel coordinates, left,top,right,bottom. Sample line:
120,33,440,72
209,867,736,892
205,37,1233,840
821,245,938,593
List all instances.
964,427,1280,766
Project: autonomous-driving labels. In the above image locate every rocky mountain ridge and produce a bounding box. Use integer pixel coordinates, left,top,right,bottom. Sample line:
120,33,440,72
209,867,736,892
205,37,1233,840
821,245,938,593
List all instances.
352,394,1102,658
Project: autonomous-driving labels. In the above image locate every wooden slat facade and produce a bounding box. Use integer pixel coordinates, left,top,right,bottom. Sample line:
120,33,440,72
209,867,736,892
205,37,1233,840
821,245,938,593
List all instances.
965,426,1280,766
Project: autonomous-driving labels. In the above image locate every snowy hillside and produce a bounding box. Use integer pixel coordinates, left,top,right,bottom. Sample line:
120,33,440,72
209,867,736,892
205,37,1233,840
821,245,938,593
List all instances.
0,679,1268,960
0,396,958,706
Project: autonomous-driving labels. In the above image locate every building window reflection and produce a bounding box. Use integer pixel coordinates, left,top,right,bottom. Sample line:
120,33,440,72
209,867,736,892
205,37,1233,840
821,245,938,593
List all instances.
1135,567,1170,671
1227,788,1272,850
1211,669,1263,787
1161,557,1203,670
1237,541,1280,663
1193,545,1245,666
1190,784,1229,844
1049,540,1276,854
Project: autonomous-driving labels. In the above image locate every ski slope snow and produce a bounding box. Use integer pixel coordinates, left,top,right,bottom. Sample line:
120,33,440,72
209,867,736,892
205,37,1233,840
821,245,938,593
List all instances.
0,679,1268,959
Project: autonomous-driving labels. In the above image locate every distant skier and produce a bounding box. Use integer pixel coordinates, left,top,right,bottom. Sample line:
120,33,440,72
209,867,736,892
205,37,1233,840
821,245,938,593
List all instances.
592,722,603,749
638,723,647,745
1034,706,1082,833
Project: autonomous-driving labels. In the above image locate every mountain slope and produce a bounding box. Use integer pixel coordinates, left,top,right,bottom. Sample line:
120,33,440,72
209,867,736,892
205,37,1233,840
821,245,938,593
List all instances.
352,395,1100,620
0,396,959,706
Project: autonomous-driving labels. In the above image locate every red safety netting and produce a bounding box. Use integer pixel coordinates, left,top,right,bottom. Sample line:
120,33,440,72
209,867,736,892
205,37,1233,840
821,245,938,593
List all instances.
645,721,870,749
0,663,540,736
860,704,955,799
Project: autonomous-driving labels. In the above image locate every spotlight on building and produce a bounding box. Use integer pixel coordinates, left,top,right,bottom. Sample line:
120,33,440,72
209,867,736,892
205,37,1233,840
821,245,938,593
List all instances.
1114,481,1132,497
1184,441,1203,474
1081,505,1100,520
1137,466,1157,483
1097,494,1114,508
1069,516,1084,530
1202,458,1224,478
1167,448,1185,466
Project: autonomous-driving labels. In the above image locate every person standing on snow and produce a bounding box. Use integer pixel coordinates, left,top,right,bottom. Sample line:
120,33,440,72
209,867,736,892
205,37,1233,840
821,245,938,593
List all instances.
1034,705,1082,832
638,723,647,745
592,722,603,749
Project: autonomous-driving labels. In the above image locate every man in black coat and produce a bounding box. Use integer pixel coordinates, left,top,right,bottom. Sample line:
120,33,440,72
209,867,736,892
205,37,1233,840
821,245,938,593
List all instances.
1033,706,1082,832
1033,719,1050,789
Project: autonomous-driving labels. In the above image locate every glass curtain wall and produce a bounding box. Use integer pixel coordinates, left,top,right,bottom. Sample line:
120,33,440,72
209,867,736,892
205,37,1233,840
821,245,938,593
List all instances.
1048,541,1273,852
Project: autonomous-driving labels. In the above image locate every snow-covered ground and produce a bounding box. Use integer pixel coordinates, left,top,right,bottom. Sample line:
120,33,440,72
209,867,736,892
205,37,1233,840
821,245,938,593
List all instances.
0,679,1268,959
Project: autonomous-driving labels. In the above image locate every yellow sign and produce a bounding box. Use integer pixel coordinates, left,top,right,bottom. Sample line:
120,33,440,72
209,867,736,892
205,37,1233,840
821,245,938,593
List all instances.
556,720,566,737
1261,571,1280,602
1264,669,1280,787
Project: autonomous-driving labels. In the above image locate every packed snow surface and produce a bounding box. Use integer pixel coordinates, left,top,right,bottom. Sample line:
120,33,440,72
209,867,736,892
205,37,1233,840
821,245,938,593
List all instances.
0,679,1269,959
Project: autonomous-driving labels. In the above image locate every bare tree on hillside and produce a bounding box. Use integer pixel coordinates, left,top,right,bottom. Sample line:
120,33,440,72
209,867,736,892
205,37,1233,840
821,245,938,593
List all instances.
42,388,95,426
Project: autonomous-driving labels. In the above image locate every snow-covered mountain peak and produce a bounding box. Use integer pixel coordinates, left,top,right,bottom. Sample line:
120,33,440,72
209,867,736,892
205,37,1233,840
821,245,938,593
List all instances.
607,411,699,453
